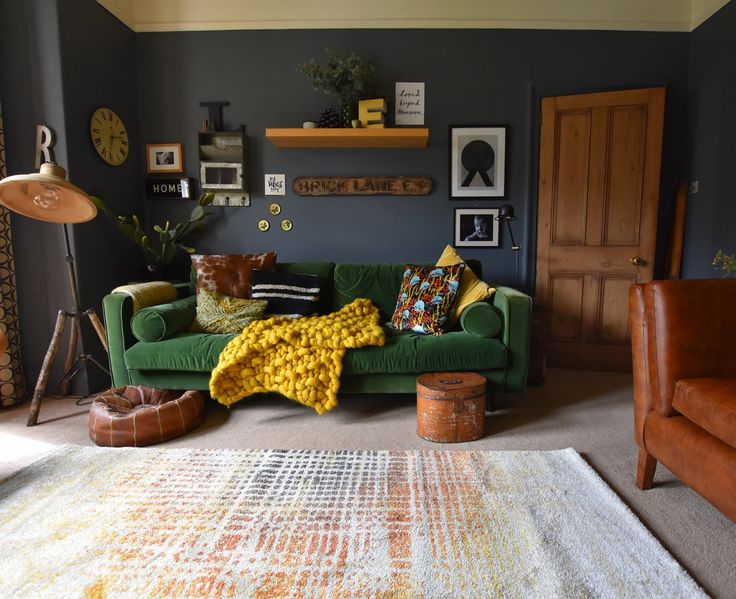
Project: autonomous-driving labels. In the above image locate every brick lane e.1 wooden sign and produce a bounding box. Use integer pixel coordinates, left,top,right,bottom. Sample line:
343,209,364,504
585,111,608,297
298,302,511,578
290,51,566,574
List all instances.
293,176,432,196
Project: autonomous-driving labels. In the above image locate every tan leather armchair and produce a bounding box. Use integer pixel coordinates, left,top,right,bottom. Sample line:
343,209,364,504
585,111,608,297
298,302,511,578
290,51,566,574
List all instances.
630,279,736,522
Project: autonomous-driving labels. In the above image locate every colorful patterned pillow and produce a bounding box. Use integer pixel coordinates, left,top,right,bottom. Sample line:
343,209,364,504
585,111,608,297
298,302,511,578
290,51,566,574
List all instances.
388,264,465,335
191,252,277,299
192,289,268,334
251,269,325,318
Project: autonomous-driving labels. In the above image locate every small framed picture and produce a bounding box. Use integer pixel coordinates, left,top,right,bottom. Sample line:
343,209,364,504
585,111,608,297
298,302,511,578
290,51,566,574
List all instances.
454,208,500,248
450,126,506,197
146,143,183,174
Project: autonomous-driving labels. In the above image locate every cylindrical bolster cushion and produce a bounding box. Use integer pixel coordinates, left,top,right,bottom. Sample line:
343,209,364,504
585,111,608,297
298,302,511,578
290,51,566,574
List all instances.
89,385,205,447
131,295,197,342
460,301,502,338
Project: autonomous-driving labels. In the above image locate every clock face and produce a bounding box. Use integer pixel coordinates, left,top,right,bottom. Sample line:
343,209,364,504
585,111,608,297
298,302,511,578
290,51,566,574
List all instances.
90,107,128,166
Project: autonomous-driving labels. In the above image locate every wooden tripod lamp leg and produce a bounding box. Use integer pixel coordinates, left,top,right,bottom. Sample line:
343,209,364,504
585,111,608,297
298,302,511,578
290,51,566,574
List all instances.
27,310,68,427
85,309,108,352
61,316,80,396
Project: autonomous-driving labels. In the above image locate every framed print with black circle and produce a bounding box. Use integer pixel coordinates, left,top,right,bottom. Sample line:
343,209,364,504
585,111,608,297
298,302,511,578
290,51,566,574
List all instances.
450,126,506,197
454,207,499,248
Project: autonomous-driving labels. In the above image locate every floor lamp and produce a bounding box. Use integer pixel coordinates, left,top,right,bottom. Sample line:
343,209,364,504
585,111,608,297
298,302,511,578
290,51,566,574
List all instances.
0,163,109,426
496,204,521,289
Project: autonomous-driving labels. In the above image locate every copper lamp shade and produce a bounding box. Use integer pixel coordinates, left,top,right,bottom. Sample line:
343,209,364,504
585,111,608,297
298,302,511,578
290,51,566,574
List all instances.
0,163,96,224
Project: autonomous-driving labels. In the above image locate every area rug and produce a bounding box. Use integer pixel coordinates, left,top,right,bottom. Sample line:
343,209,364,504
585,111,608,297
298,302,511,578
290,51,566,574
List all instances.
0,446,705,598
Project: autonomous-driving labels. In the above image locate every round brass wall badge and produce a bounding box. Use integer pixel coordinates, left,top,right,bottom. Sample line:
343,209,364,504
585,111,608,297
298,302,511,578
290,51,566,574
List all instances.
268,202,281,215
280,219,293,232
257,219,270,232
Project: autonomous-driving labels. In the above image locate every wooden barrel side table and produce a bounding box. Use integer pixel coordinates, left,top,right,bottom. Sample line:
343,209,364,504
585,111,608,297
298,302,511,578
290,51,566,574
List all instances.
416,372,486,443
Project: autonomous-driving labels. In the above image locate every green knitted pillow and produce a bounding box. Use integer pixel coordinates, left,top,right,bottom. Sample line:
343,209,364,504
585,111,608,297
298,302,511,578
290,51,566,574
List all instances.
192,289,268,334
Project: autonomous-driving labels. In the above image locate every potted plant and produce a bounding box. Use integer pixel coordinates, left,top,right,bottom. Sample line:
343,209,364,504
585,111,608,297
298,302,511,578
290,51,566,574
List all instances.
713,250,736,277
91,192,215,277
297,49,381,126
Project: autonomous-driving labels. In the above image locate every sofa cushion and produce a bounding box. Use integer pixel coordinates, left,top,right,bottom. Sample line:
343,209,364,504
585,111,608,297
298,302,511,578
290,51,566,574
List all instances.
125,332,235,373
191,252,277,298
343,329,506,375
435,245,495,319
672,378,736,449
460,301,502,338
192,290,267,334
251,269,326,317
130,295,197,342
387,264,465,335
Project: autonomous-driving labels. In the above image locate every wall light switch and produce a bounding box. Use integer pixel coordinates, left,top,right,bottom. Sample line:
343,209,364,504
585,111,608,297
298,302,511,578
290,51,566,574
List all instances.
688,180,699,194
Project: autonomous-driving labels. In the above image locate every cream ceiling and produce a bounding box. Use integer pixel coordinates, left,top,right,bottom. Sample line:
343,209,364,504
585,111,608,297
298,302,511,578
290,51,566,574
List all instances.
98,0,729,32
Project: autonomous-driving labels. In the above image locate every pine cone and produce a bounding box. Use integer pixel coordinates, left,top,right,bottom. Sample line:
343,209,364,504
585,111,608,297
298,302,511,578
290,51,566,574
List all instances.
318,108,340,128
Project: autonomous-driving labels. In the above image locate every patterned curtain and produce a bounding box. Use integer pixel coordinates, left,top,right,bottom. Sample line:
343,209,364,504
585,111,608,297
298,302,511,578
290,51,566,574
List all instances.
0,99,27,406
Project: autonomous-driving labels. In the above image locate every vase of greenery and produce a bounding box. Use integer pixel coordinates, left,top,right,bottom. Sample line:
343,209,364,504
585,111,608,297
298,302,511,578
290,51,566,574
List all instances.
297,49,381,127
91,192,215,277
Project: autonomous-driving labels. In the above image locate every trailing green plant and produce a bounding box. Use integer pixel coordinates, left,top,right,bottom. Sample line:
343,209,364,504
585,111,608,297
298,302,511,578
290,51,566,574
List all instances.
712,250,736,277
91,192,215,272
296,48,380,109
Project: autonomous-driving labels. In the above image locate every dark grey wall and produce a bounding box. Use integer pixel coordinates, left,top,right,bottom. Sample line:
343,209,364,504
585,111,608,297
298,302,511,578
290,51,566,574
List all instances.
0,0,140,392
3,0,728,398
684,1,736,278
137,29,689,291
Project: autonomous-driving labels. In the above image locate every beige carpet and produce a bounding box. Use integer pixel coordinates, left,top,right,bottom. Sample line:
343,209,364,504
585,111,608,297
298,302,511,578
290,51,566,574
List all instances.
1,368,734,597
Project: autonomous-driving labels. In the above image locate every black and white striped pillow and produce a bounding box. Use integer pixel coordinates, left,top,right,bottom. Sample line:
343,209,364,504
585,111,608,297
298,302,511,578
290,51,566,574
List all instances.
251,270,325,318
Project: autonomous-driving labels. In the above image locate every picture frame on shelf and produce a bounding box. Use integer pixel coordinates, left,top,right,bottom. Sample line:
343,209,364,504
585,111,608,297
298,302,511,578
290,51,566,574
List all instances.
454,207,500,248
146,143,183,174
450,126,506,197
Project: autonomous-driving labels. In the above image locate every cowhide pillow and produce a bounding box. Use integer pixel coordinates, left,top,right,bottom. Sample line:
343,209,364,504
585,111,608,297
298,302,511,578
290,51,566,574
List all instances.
191,252,277,298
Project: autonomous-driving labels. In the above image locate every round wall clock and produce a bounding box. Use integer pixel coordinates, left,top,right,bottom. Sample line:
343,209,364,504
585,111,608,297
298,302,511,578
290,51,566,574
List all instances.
90,107,128,166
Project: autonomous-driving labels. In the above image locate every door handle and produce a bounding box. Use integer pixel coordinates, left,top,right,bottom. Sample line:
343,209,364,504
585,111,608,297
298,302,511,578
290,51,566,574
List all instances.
629,256,643,266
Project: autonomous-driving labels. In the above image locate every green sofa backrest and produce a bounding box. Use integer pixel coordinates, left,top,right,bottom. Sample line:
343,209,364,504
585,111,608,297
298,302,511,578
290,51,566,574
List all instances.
332,260,483,321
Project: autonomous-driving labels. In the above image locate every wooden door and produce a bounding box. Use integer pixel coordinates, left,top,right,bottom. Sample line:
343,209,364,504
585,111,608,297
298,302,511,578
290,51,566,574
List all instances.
535,87,665,371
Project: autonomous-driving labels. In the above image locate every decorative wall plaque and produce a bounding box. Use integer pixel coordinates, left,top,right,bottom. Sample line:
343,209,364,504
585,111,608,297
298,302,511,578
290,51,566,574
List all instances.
293,176,432,196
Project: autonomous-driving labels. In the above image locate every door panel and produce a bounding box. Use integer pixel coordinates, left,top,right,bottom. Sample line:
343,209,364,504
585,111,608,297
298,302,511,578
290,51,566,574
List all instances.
553,111,591,245
548,276,584,341
536,87,665,371
599,276,637,343
605,106,646,245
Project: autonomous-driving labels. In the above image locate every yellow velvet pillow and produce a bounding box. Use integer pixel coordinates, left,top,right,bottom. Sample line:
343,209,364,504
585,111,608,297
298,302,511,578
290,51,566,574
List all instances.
436,245,495,319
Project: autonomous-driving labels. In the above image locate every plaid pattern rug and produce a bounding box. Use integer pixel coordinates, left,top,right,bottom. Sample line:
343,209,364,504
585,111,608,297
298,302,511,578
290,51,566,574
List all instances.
0,446,704,598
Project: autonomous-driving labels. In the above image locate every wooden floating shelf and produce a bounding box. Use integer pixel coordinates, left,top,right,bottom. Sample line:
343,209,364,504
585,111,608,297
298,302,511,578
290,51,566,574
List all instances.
265,128,429,148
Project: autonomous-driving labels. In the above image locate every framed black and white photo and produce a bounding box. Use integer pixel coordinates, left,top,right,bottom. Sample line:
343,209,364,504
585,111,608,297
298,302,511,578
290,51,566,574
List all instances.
146,143,183,174
450,126,506,197
454,208,499,248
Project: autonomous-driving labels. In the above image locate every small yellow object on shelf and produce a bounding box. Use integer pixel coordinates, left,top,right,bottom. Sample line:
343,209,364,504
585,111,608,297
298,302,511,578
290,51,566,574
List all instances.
359,98,387,129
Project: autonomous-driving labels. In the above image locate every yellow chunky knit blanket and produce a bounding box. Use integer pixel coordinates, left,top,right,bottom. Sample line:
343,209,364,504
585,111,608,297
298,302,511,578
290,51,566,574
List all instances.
209,298,385,414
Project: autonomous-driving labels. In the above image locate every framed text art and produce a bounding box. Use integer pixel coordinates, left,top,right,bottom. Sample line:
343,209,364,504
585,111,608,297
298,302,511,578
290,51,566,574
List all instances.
146,143,184,174
454,207,500,248
450,126,506,197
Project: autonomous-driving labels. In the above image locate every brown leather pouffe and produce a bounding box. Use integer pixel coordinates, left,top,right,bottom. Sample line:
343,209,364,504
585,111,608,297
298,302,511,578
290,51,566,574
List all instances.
89,386,205,447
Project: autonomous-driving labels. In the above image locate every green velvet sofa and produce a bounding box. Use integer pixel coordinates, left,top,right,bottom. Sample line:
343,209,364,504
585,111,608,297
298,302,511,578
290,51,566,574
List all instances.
102,261,533,396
